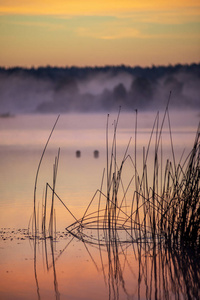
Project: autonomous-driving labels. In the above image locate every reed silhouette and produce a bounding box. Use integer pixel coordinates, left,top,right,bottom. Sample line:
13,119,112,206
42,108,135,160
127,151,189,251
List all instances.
31,101,199,299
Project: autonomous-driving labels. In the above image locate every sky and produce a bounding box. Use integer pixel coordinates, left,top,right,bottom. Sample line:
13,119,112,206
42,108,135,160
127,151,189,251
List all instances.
0,0,200,67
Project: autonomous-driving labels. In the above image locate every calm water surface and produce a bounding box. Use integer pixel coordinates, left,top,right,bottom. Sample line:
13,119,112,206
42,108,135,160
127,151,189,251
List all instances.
0,111,199,300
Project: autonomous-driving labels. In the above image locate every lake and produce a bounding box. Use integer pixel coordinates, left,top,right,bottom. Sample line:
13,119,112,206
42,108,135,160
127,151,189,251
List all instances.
0,110,199,300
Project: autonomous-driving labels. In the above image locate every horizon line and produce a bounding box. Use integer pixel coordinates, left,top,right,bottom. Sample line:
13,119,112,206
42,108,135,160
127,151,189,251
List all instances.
1,61,200,70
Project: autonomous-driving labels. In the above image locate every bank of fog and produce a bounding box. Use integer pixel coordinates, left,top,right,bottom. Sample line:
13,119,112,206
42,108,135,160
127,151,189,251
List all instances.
0,64,199,114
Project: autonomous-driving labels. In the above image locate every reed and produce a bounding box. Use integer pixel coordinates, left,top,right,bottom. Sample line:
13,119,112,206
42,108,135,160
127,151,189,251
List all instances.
32,108,199,300
32,105,199,252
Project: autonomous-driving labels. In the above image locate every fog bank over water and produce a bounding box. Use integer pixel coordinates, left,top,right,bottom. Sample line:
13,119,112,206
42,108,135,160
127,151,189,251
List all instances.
0,64,199,114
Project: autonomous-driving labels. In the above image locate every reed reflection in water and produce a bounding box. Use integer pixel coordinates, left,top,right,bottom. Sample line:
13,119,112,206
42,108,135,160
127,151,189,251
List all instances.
33,228,200,300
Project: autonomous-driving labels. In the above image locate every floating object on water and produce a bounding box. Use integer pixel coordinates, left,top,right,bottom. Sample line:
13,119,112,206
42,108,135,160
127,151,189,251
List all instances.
0,112,14,118
76,150,81,158
94,150,99,158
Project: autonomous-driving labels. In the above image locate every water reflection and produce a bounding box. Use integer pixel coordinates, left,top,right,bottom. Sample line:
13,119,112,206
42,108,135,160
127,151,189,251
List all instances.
32,110,199,300
34,238,41,300
33,228,199,300
34,235,61,300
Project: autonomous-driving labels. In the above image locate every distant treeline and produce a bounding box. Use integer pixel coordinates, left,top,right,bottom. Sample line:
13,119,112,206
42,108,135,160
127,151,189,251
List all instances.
0,63,199,113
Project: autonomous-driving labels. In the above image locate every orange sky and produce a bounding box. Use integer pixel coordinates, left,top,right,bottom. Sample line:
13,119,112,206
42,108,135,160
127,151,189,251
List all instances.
1,1,199,15
0,0,199,67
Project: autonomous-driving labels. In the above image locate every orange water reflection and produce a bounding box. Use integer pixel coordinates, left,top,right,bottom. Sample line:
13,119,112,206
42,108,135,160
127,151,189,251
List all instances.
0,112,199,299
1,232,199,300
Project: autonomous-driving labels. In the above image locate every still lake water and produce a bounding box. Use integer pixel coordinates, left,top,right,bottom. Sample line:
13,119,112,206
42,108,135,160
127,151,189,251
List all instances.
0,111,199,300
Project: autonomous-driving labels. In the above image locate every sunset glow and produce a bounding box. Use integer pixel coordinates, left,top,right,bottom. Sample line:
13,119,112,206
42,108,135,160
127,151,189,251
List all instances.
0,0,199,67
1,1,199,15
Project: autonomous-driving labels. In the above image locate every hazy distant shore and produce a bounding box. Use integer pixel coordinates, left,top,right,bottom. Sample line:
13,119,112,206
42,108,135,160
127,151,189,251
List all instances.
0,63,199,114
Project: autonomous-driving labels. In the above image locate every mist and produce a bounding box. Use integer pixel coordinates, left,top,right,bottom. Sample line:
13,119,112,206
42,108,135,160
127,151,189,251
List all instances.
0,64,199,115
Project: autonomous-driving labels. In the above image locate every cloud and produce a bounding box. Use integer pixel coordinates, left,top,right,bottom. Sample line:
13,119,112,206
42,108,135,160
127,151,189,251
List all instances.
76,26,140,40
0,19,66,31
75,16,200,40
0,3,199,67
122,9,200,24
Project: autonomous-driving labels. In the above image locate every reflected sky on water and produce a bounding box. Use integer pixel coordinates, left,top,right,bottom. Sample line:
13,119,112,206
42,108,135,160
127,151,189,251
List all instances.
0,110,199,299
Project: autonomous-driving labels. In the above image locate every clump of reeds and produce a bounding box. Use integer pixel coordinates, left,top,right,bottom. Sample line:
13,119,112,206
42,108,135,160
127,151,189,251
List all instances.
31,103,199,251
30,105,199,300
65,106,199,250
159,122,200,247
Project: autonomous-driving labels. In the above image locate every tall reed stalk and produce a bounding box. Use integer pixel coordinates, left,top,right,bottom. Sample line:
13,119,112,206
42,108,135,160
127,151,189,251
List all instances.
33,106,199,251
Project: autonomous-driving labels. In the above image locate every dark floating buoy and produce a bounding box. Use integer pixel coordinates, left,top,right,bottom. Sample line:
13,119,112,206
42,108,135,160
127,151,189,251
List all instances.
94,150,99,158
76,150,81,158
